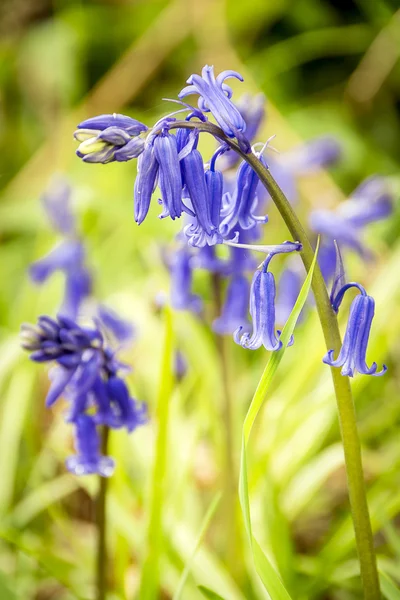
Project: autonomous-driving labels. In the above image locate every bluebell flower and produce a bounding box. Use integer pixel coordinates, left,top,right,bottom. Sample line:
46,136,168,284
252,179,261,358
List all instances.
220,154,268,236
218,93,266,170
169,247,202,313
75,113,147,164
30,240,92,320
134,144,159,225
153,132,183,220
66,414,115,477
310,176,393,254
234,244,300,351
97,304,135,345
234,265,282,351
257,135,342,207
181,149,220,246
191,245,227,274
21,315,147,475
41,178,76,236
213,275,251,335
323,283,387,377
282,136,341,174
179,65,250,152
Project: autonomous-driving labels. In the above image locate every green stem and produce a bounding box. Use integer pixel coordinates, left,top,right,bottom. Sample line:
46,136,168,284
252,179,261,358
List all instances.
169,121,380,599
96,426,110,600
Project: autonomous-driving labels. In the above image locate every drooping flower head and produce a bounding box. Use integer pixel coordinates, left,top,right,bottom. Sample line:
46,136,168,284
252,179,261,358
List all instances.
234,242,301,351
168,247,202,314
323,283,387,377
21,315,146,475
310,175,394,282
30,181,92,320
220,150,269,236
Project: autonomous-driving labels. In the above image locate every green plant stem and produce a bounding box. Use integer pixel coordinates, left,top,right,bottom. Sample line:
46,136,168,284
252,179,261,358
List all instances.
169,120,380,599
96,426,110,600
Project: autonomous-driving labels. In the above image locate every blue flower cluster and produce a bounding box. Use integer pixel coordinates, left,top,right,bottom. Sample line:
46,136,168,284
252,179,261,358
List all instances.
23,179,145,476
73,64,390,378
21,315,146,476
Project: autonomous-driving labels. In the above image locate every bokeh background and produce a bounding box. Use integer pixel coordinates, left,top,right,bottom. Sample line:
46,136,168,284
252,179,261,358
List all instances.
1,0,400,598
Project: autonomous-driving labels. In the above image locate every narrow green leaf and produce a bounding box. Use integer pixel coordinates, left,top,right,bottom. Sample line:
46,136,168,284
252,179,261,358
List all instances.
173,492,222,600
0,569,18,600
139,306,174,600
239,241,319,599
198,585,227,600
380,570,400,600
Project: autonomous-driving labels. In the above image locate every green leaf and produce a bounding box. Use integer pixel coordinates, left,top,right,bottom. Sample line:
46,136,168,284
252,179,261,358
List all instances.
173,492,222,600
380,570,400,600
0,569,18,600
239,241,319,599
139,306,174,600
198,585,227,600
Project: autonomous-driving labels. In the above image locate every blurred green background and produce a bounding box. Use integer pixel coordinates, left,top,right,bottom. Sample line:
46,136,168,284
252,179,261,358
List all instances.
1,0,400,598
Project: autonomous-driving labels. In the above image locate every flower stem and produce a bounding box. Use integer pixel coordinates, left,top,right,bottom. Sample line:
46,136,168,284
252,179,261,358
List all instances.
243,154,381,600
96,426,110,600
169,120,380,598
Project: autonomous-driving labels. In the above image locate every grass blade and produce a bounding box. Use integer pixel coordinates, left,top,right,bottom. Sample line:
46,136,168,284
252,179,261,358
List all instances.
380,570,400,600
139,306,174,600
173,492,222,600
239,241,319,599
198,585,227,600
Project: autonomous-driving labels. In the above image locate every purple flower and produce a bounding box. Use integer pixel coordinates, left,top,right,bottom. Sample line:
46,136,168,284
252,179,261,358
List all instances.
323,284,386,377
220,156,268,236
41,178,76,236
213,275,251,335
191,245,227,274
106,376,147,432
218,94,266,170
30,240,92,320
179,65,250,151
74,113,147,164
282,136,341,174
21,315,146,475
234,245,300,350
134,144,159,225
181,149,214,237
234,266,282,351
169,248,202,313
153,132,183,220
309,176,393,263
182,149,223,247
97,304,135,345
66,415,115,477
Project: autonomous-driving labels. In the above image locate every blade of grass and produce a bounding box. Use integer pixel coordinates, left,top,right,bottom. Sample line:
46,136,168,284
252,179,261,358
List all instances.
239,241,319,599
138,306,174,600
380,570,400,600
173,491,222,600
198,585,227,600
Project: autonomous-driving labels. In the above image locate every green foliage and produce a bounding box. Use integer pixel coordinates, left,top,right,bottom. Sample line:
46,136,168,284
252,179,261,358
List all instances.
0,1,400,599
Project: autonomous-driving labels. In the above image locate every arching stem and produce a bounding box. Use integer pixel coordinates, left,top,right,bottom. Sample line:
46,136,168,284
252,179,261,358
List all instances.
168,120,381,599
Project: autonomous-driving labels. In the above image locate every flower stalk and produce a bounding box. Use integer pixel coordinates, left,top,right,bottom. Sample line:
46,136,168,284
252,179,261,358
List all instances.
168,120,380,599
96,426,110,600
